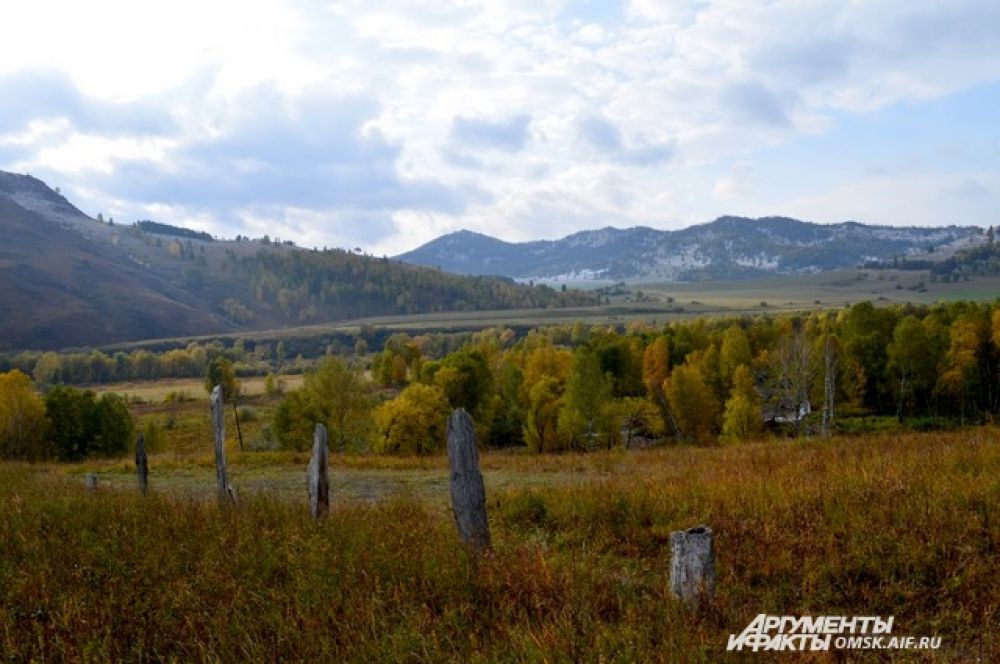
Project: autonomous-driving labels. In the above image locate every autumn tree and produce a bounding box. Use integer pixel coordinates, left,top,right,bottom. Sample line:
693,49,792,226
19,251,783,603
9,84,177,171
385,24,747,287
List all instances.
0,370,48,460
722,365,763,442
372,383,451,454
523,376,562,453
665,353,720,444
613,396,663,448
719,324,753,390
936,314,983,424
642,335,680,437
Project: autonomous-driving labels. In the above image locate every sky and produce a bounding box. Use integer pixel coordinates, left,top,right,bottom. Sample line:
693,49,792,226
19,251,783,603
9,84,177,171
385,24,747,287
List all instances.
1,1,999,255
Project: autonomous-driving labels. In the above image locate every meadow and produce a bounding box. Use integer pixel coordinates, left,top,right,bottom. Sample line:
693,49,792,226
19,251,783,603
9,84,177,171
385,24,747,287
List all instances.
2,423,998,661
100,269,1000,354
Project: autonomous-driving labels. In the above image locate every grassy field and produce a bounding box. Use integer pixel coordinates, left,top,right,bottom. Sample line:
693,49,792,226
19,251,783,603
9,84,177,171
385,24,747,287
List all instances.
100,269,1000,353
2,428,998,661
92,374,305,403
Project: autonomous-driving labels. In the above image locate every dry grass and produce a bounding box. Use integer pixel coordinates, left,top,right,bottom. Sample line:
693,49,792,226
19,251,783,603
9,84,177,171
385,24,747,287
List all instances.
92,374,305,403
2,429,999,661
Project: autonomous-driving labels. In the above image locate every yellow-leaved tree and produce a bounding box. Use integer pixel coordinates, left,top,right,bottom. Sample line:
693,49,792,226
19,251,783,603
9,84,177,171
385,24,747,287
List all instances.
373,383,451,455
0,370,49,460
722,365,763,442
664,353,721,444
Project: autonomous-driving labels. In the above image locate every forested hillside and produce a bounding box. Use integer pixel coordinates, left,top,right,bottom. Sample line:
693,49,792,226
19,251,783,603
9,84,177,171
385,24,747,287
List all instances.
0,171,596,350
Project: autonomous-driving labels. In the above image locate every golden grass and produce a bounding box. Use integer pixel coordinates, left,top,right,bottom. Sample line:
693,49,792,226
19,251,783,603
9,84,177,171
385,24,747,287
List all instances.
2,429,999,661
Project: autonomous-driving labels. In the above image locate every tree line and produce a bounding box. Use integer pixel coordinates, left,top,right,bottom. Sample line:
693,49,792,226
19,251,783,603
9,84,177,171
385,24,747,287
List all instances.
218,247,600,325
0,372,133,461
3,300,999,459
271,300,1000,454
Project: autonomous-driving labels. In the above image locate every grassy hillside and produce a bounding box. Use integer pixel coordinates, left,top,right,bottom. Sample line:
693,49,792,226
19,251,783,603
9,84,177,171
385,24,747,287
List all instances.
2,429,997,661
0,172,596,351
0,195,233,350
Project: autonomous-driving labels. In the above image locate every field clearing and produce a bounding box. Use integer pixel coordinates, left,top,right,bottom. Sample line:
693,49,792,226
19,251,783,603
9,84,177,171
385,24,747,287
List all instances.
101,269,1000,353
92,373,304,402
3,428,999,660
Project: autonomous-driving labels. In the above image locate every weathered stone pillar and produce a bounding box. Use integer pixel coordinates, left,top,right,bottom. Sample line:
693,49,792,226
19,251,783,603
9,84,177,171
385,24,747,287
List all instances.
308,423,330,518
670,525,715,606
85,472,97,490
135,433,149,496
447,409,490,552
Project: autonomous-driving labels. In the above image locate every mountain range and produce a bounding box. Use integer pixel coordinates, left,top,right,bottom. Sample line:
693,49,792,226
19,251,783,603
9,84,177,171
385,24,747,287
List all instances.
0,171,593,351
397,218,984,282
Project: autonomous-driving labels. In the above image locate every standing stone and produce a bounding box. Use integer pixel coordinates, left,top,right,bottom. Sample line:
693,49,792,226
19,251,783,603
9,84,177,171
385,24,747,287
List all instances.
135,433,149,496
670,525,716,606
446,408,490,551
307,423,330,518
85,472,97,490
211,385,235,504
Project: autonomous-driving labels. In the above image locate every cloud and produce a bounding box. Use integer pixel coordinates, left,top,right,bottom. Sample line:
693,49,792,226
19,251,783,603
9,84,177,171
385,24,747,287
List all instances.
0,69,176,136
721,82,790,128
2,0,999,254
450,113,532,152
578,115,675,166
713,163,755,199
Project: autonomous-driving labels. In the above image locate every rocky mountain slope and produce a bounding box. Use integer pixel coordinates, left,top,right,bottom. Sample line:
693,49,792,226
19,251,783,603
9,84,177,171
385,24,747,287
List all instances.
397,217,983,281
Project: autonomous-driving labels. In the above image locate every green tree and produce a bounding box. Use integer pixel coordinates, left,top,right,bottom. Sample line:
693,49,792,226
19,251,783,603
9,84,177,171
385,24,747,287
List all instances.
273,357,373,452
44,386,133,461
91,393,133,457
886,316,939,419
557,346,616,449
204,357,240,403
433,349,493,417
45,386,95,461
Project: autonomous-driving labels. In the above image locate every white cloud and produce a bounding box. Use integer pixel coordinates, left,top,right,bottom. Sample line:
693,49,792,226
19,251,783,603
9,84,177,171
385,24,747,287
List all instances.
1,0,998,255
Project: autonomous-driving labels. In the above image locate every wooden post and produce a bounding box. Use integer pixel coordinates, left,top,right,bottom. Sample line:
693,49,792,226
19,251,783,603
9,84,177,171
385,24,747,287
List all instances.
85,472,97,490
446,408,490,552
232,399,245,452
670,525,715,606
135,433,149,496
307,423,330,518
211,385,236,504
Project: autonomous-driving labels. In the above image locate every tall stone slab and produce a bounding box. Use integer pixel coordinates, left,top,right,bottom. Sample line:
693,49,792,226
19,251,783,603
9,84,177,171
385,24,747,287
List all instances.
308,423,330,518
446,408,490,552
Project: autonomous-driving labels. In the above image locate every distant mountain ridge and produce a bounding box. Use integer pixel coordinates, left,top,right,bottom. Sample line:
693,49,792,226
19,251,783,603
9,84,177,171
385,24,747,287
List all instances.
397,217,984,281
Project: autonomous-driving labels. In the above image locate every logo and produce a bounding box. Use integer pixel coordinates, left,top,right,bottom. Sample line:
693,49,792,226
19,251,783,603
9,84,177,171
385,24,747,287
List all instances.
727,615,942,652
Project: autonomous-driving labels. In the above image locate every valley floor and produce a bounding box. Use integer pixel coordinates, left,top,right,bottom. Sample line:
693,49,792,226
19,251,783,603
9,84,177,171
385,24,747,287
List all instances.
2,429,998,661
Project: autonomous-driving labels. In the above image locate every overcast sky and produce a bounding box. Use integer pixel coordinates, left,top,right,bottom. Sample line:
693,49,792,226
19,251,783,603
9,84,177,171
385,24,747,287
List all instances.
2,1,999,255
